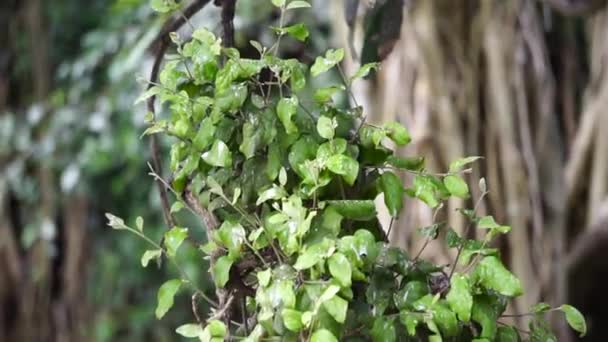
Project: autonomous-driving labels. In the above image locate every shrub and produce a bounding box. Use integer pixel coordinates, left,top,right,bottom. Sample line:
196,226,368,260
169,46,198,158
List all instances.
107,1,585,340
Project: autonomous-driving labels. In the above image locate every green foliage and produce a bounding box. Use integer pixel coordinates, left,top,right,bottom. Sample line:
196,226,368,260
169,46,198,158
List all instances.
108,1,586,340
559,305,587,337
156,279,182,319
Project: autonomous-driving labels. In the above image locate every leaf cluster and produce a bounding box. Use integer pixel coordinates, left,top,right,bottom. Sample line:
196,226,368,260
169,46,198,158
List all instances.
109,1,587,341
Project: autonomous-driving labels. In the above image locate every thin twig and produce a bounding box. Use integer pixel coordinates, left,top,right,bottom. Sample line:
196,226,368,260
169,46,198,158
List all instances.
448,191,488,280
145,0,214,229
192,293,203,324
413,204,444,261
220,0,237,48
210,293,235,321
497,320,531,335
386,217,396,241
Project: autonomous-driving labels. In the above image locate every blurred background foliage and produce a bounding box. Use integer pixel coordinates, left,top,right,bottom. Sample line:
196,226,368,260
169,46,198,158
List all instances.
0,0,334,341
3,0,608,341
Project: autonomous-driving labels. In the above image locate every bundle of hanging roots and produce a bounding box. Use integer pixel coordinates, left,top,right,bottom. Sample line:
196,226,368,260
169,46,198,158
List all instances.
330,0,608,340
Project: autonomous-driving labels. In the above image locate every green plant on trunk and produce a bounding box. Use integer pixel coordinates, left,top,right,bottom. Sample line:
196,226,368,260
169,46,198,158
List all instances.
107,1,586,340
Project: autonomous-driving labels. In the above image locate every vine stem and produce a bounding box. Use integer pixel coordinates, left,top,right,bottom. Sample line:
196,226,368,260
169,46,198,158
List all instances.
364,164,474,178
336,63,359,108
386,216,395,241
497,321,531,335
501,307,561,318
448,190,488,280
270,5,286,55
145,0,215,230
413,203,444,261
124,226,219,307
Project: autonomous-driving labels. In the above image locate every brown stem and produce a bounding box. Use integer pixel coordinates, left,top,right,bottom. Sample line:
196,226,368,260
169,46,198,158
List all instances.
220,0,237,49
146,0,214,229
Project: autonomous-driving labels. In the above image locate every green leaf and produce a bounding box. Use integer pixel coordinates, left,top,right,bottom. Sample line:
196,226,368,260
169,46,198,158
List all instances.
293,251,321,271
471,297,497,339
164,227,188,257
314,85,345,103
206,320,227,337
155,279,182,319
200,240,218,255
529,318,557,342
326,154,359,185
473,256,523,297
354,229,379,261
191,28,221,55
170,201,184,214
444,175,469,198
294,240,334,270
359,125,386,147
150,0,179,13
277,96,299,134
142,121,168,136
371,317,396,342
215,221,246,258
257,269,272,287
418,223,443,239
239,121,261,159
327,200,376,220
171,118,190,138
317,139,347,161
448,156,482,173
141,249,163,268
202,140,233,168
279,167,288,186
281,24,309,42
105,213,128,230
350,62,380,82
135,86,161,104
433,301,459,337
530,303,551,314
328,253,352,287
311,329,338,342
273,280,297,309
560,305,587,337
412,175,440,208
249,40,264,55
206,176,224,196
478,216,511,234
316,116,336,140
379,171,404,217
394,281,428,310
176,323,203,338
384,121,411,145
478,215,498,228
496,326,519,342
256,185,287,205
214,83,248,113
288,135,318,179
446,273,473,322
286,0,311,10
323,295,348,323
266,144,282,181
271,0,285,7
311,49,345,77
386,156,424,171
281,309,304,331
193,118,216,151
213,255,234,288
399,312,421,336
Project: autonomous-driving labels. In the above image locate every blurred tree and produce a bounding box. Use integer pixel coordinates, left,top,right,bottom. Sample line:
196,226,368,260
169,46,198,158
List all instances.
0,0,183,340
0,0,334,341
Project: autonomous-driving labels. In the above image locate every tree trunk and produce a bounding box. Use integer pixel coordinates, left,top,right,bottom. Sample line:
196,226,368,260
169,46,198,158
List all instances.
333,0,608,339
